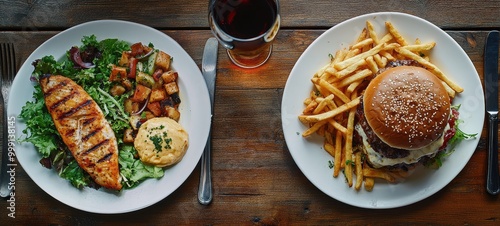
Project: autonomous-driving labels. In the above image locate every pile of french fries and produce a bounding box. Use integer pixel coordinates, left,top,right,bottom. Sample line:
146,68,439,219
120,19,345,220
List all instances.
298,21,463,191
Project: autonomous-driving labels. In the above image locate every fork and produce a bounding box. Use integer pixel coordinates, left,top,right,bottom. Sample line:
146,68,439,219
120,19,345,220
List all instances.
0,43,16,197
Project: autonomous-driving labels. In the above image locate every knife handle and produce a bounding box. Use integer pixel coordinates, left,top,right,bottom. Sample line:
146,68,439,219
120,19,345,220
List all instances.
487,113,500,195
0,91,12,197
197,133,212,205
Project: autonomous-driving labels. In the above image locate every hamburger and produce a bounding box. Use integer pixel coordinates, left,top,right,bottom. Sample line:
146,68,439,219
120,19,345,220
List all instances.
354,61,457,171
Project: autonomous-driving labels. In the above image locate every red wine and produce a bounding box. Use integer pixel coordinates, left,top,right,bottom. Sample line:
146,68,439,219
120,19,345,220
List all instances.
212,0,278,39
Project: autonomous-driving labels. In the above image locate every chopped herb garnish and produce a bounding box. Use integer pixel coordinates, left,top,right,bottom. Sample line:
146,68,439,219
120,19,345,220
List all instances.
328,160,334,169
149,135,163,153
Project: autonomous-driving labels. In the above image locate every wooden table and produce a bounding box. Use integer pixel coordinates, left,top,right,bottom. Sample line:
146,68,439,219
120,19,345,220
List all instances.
1,0,500,224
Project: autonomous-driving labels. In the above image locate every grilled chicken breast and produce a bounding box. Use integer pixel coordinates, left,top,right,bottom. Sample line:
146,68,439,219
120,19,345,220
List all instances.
40,75,122,190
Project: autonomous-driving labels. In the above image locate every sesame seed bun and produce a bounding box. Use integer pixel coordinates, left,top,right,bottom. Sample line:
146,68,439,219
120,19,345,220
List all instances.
363,66,451,150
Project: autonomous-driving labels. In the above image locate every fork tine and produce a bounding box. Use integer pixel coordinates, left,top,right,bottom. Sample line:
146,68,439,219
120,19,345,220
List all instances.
7,43,15,82
0,43,16,86
0,43,5,84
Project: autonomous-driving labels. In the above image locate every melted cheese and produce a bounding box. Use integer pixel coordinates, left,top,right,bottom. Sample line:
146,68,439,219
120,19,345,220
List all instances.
355,123,448,168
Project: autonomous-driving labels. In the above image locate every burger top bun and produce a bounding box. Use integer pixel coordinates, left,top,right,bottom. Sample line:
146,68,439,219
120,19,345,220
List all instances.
363,66,451,150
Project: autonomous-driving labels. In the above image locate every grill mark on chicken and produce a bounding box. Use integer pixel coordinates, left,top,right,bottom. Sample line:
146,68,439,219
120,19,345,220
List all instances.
97,153,113,163
49,91,76,110
82,127,102,142
83,139,110,156
65,128,76,137
43,80,69,97
58,99,92,119
81,117,97,126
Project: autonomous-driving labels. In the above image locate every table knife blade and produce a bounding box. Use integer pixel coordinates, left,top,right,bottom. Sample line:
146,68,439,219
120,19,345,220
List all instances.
198,37,218,205
484,30,499,195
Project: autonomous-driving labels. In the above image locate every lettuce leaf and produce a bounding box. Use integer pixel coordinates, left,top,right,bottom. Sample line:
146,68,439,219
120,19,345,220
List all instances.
119,145,164,188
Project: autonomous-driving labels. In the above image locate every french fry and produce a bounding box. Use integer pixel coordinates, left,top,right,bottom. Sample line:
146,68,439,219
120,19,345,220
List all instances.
365,56,379,74
345,48,361,60
351,38,374,50
298,96,360,123
379,33,394,44
395,47,464,93
355,28,368,44
344,92,358,187
302,100,318,115
346,80,363,97
337,69,372,88
379,50,396,61
311,78,351,103
354,152,363,190
334,42,385,70
324,142,335,157
334,59,367,79
373,54,388,68
363,167,396,183
402,42,436,52
333,130,343,177
366,21,379,44
302,120,328,137
386,21,408,46
312,94,335,114
441,81,456,99
364,177,374,191
328,119,347,134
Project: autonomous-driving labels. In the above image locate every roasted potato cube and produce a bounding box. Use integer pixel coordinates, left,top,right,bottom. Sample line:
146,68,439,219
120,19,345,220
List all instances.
129,115,142,130
164,82,179,95
147,101,163,116
150,88,167,102
136,71,155,88
124,98,134,114
110,84,126,96
165,106,180,121
155,51,171,71
121,78,133,90
109,65,127,82
131,84,151,102
142,110,155,120
152,68,164,82
161,71,178,83
123,128,135,143
118,51,131,66
131,42,145,57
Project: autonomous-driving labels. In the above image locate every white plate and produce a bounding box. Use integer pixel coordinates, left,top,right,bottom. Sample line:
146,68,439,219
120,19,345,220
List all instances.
281,12,484,209
9,20,211,213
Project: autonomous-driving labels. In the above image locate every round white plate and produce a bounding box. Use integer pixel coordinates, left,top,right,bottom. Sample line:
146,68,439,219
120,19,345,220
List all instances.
9,20,211,213
281,12,484,209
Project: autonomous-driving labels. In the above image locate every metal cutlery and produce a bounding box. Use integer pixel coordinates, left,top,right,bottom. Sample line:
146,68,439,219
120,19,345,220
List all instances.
198,37,218,205
0,43,16,197
484,30,500,195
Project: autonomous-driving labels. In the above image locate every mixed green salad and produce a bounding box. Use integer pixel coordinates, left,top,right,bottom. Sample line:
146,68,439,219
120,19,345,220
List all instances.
19,35,164,189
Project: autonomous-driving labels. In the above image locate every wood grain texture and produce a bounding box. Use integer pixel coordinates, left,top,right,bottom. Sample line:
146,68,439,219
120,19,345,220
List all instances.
0,0,499,224
1,1,500,30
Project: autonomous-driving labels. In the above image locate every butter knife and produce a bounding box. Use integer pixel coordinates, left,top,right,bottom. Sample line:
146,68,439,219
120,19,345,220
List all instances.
485,30,499,195
198,37,218,205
